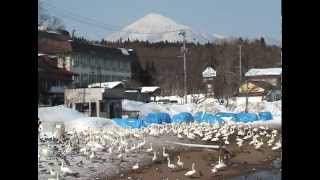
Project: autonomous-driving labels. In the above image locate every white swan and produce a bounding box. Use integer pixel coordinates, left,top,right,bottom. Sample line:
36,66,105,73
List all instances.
184,162,196,177
224,136,229,145
146,143,153,153
49,167,56,176
214,155,227,169
152,151,157,162
177,155,184,168
138,137,146,148
89,151,96,161
117,153,123,159
211,167,218,174
272,140,281,150
132,163,139,170
60,161,73,174
211,137,219,142
167,157,177,169
47,172,59,180
162,147,169,158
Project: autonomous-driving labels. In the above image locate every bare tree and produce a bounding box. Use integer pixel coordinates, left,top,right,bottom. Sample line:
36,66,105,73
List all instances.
38,0,65,30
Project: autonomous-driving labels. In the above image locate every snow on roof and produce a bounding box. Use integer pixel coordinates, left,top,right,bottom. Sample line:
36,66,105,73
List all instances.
118,48,130,55
38,53,47,56
245,68,282,77
141,86,160,93
88,81,124,89
125,90,139,93
202,66,216,77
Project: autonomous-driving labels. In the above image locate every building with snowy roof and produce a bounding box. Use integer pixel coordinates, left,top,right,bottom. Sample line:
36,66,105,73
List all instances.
239,68,282,96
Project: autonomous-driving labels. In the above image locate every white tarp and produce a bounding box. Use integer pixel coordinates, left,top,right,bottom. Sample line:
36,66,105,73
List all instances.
245,68,282,77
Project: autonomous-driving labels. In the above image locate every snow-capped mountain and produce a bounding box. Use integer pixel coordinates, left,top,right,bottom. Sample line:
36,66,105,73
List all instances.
106,13,222,44
106,13,281,46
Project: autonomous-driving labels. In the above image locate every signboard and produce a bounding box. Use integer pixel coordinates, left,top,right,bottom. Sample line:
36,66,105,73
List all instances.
202,66,216,78
65,88,104,104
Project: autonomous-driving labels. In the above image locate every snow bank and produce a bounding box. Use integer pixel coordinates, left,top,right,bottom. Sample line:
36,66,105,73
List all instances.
38,105,87,123
122,99,196,117
64,117,118,132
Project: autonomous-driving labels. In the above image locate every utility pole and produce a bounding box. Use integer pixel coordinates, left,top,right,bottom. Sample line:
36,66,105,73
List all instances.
239,45,242,84
179,30,187,104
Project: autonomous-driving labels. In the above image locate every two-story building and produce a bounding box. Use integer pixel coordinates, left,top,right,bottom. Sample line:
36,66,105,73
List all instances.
69,41,134,88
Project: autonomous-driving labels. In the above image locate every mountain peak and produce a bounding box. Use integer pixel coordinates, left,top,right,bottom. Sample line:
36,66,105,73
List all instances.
106,13,220,43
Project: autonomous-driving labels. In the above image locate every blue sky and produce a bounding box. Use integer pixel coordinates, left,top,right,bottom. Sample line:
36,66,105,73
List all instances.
41,0,281,41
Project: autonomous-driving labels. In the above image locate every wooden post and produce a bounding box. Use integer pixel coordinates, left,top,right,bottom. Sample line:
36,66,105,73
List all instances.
96,101,100,117
88,102,91,117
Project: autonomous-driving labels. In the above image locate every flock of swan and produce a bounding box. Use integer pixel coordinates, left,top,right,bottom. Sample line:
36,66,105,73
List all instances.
39,121,281,179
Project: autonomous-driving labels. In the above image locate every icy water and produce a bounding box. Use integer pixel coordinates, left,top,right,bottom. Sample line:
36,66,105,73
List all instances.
229,169,281,180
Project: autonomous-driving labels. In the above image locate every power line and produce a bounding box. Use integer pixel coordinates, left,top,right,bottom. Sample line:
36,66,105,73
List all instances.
42,1,188,35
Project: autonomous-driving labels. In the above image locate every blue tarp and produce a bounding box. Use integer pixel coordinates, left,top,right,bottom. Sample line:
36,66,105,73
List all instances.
112,118,146,128
172,112,194,124
143,112,171,125
193,112,224,124
258,112,273,121
215,112,236,120
235,112,258,122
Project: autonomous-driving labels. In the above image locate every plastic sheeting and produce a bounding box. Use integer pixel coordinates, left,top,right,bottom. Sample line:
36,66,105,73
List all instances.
235,112,258,122
172,112,194,124
193,112,224,124
112,118,146,129
258,112,273,121
215,112,236,121
143,112,171,125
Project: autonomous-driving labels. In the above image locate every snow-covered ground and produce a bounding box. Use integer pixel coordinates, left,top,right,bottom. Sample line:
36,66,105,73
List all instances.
38,96,281,179
38,96,281,134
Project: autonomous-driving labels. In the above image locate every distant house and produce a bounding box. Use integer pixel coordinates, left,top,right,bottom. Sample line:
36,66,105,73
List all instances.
140,86,161,102
69,41,134,87
239,68,282,96
38,30,77,105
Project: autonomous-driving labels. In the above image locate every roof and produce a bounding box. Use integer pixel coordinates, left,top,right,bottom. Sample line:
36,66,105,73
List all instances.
38,30,72,54
202,66,217,77
71,42,132,60
245,68,282,77
88,81,124,89
118,48,130,55
141,86,160,93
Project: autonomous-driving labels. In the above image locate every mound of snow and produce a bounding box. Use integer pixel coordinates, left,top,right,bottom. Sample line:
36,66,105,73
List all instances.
122,99,196,118
38,105,87,123
64,117,118,132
